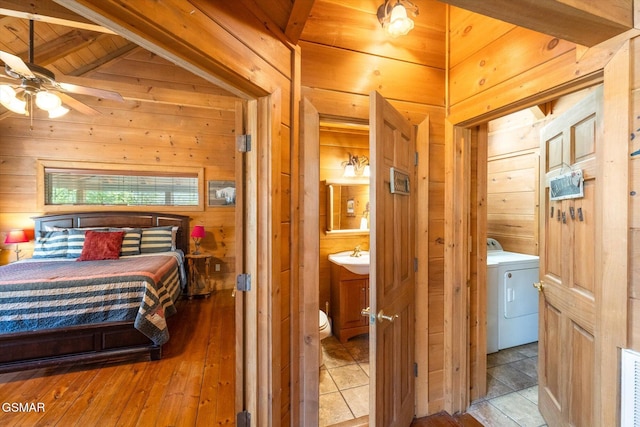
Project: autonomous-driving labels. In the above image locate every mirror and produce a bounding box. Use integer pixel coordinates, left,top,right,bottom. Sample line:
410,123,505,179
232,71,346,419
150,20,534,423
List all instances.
325,178,369,234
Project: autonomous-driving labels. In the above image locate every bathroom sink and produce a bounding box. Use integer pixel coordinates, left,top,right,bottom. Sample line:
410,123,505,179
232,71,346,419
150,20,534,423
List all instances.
328,251,370,275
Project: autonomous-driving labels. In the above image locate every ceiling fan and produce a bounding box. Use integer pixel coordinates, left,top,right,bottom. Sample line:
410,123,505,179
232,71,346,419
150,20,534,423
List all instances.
0,20,124,118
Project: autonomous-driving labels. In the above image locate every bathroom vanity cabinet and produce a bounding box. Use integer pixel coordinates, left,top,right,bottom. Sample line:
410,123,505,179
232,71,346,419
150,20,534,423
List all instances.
330,263,370,343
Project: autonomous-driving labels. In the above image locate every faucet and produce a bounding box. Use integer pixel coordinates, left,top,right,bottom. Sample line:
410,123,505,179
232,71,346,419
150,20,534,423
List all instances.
351,245,362,257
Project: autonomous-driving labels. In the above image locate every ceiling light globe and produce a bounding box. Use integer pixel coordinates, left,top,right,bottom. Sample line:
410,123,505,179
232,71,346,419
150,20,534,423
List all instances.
344,164,356,177
0,85,26,114
8,98,27,115
0,85,17,104
48,105,69,119
387,4,414,37
35,91,62,111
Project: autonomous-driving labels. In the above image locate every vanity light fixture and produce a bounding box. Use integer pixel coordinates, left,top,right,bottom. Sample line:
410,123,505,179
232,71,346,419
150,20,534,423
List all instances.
343,153,370,178
377,0,419,38
344,158,356,177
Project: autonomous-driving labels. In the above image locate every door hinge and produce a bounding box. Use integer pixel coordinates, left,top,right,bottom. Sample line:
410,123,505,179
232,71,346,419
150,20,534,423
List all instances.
414,258,418,272
415,151,419,166
237,410,251,427
237,274,252,292
414,362,418,377
236,134,252,152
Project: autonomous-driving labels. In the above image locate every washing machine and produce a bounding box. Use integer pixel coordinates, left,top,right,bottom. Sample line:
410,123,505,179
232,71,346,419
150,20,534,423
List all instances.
486,238,540,353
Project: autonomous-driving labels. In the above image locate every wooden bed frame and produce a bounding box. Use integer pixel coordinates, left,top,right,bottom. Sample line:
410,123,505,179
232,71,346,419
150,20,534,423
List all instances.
0,211,190,374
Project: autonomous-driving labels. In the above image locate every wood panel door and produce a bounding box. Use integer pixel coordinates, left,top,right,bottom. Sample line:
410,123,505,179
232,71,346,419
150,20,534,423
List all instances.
538,86,602,426
370,91,416,426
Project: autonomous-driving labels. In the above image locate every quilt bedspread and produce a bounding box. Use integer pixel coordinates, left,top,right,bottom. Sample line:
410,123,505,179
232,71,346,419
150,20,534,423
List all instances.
0,255,182,345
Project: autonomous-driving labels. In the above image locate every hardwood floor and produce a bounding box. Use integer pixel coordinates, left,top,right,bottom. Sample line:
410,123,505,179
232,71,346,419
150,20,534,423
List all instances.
0,290,235,426
411,412,484,426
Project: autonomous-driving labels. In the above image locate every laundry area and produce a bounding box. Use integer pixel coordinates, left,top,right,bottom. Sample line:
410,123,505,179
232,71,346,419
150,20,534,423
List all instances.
486,238,539,353
483,92,593,354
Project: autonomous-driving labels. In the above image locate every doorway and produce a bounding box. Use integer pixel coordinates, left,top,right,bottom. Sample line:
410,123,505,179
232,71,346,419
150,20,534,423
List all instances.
460,77,632,425
302,94,427,426
317,119,371,426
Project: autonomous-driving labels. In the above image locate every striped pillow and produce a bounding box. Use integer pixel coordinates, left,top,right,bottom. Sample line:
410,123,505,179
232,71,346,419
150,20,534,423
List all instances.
66,228,107,259
32,230,68,258
110,228,142,256
140,226,174,253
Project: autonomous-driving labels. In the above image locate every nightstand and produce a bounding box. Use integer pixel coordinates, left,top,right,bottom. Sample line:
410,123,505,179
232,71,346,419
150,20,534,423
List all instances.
184,253,212,299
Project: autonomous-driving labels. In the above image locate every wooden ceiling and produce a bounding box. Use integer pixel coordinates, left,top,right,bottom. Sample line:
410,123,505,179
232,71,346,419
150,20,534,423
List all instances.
0,0,633,112
0,0,446,113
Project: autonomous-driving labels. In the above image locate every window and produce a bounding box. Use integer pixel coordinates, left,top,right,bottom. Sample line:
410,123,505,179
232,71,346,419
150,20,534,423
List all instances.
38,161,204,211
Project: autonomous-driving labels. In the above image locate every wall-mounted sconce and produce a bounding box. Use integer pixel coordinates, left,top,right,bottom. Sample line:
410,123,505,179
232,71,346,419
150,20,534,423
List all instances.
377,0,419,38
343,153,370,177
4,229,29,261
360,202,370,230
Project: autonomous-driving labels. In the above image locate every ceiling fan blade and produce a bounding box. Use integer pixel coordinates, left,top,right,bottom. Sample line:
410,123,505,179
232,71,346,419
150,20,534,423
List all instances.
58,92,101,116
56,82,124,102
0,51,35,79
0,74,18,84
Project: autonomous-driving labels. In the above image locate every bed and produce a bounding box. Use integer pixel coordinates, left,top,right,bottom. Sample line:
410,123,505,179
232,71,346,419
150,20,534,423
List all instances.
0,211,190,373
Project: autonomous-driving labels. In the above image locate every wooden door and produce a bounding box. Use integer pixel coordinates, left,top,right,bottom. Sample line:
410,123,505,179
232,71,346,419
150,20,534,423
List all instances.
370,91,416,426
538,86,602,426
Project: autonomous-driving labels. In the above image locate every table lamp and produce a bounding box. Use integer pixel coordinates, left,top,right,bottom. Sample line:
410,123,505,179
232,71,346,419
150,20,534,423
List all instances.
5,229,28,261
191,225,205,254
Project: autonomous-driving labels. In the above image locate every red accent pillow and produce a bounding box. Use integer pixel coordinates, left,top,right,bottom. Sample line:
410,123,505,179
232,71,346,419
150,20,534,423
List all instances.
77,230,126,261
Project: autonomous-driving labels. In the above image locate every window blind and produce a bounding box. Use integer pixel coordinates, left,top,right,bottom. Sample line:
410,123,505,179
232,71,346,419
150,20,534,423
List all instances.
44,167,199,206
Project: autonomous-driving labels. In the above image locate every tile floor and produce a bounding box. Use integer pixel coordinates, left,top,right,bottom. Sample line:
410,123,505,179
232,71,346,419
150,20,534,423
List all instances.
319,337,545,427
319,334,370,426
468,342,547,427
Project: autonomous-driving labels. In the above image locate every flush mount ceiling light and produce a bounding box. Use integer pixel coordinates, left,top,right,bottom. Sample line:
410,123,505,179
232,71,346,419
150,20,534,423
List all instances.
377,0,419,38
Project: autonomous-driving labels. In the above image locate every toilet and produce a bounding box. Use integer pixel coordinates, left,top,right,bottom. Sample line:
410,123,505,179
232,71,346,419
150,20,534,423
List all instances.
318,310,332,366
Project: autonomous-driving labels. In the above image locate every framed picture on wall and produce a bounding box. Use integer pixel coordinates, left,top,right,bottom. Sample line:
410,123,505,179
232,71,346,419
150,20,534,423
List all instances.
208,180,236,206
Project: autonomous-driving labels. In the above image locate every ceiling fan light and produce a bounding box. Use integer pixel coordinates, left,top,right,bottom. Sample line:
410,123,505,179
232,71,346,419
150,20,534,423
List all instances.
0,85,17,104
48,105,69,119
386,3,414,37
0,87,27,115
35,91,62,111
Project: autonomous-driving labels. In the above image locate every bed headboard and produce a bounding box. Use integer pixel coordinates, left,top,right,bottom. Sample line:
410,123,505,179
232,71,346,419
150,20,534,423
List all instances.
32,212,191,255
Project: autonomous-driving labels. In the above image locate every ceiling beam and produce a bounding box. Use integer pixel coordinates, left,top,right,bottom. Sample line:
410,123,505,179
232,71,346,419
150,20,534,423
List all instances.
0,0,114,33
439,0,632,46
67,41,137,77
285,0,315,44
53,0,273,98
31,29,101,64
56,73,240,109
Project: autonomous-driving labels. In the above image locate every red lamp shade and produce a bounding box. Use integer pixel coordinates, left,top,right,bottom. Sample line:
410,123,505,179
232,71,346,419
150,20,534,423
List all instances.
191,225,205,238
5,229,28,244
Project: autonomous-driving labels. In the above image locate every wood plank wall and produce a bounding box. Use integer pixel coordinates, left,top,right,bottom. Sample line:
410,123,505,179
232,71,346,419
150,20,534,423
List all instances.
300,0,447,413
1,1,297,424
447,6,636,417
446,6,621,125
486,89,594,256
628,37,640,350
0,49,238,293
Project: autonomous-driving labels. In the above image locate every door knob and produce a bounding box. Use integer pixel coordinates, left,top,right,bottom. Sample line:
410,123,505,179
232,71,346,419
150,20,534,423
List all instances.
533,282,544,293
377,310,399,323
361,307,371,317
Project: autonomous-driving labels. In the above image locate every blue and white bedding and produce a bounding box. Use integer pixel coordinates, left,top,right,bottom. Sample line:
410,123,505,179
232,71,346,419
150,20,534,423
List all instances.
0,251,185,345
